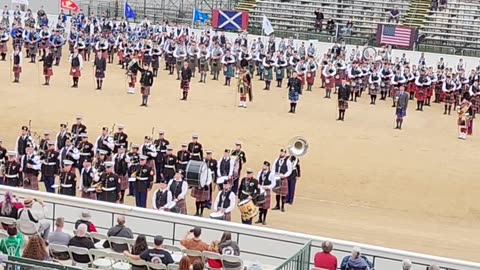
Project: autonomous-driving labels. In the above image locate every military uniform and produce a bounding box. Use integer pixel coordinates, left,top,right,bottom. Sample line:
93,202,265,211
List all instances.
238,176,260,225
71,123,87,147
187,142,203,161
99,172,120,203
41,149,59,193
113,131,128,153
134,163,154,208
78,140,94,170
4,160,21,187
59,168,77,196
162,153,177,181
153,137,169,182
127,150,140,195
176,149,191,174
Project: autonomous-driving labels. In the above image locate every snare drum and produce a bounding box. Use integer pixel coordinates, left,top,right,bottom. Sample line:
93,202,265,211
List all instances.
255,188,266,206
272,175,281,191
216,175,229,184
209,211,225,220
325,79,330,84
237,199,258,220
185,160,208,188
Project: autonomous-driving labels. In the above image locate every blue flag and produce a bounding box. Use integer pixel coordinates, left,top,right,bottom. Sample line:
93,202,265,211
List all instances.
193,8,209,23
124,1,136,20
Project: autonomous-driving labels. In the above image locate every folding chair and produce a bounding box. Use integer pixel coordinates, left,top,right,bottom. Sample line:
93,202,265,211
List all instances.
221,254,244,270
48,244,71,263
90,249,113,269
89,232,109,249
162,244,182,253
148,262,168,270
109,252,131,270
202,251,224,269
108,236,132,253
69,246,94,269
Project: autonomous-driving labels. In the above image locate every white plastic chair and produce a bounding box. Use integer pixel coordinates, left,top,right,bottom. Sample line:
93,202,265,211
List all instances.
68,246,94,269
129,257,150,269
108,236,132,252
221,254,244,270
16,220,40,236
202,251,224,269
48,243,71,262
167,264,180,270
182,248,202,258
162,244,182,253
0,217,17,227
109,252,131,270
148,261,167,270
90,249,113,269
89,232,109,249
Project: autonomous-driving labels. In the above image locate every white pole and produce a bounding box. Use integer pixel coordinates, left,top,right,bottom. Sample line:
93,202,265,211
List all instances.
191,7,194,30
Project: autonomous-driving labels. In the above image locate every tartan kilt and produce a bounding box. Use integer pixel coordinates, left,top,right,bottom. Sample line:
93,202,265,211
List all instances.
43,67,53,76
180,80,190,91
199,62,209,72
273,178,288,196
444,93,455,105
188,57,197,69
81,191,97,200
473,96,480,112
151,59,159,69
289,90,299,101
427,85,434,97
119,174,128,190
176,199,187,214
191,186,210,202
29,43,38,54
415,89,426,101
117,50,124,62
339,100,349,110
406,81,415,93
298,74,305,86
141,86,151,95
223,212,231,221
70,67,81,77
396,107,407,117
306,72,315,85
381,81,390,92
0,43,6,53
369,84,380,95
40,40,49,49
390,86,398,98
12,65,21,73
102,51,108,60
211,60,221,72
275,67,285,80
167,54,176,65
263,68,273,81
95,69,105,79
53,47,62,58
258,189,271,210
129,74,137,83
176,59,184,71
325,77,334,89
23,173,39,190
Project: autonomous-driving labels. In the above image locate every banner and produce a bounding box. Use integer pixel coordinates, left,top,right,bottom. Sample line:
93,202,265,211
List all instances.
60,0,79,13
262,15,274,35
11,0,29,5
193,8,208,23
212,9,249,31
124,1,135,20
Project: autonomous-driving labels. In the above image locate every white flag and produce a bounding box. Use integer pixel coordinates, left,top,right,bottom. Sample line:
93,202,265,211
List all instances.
11,0,29,5
262,15,274,35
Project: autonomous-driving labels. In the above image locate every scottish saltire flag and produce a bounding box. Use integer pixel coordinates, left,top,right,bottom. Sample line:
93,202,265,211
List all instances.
124,1,136,20
193,8,209,23
212,9,249,31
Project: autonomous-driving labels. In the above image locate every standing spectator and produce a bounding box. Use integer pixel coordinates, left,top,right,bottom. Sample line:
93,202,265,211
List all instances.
68,223,96,264
22,235,50,261
314,8,324,32
388,6,400,24
340,247,373,270
180,227,209,263
130,235,149,270
342,20,353,37
106,216,134,252
48,217,72,260
314,241,337,270
179,256,192,270
0,191,24,229
218,232,241,269
326,17,336,36
17,197,50,241
0,225,24,256
124,235,174,265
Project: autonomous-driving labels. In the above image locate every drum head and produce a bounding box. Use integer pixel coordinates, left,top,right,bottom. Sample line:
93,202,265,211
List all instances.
210,212,224,219
238,199,251,206
186,160,208,187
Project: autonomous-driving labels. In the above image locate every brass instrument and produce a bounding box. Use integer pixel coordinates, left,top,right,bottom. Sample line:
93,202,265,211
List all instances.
287,136,309,157
90,181,103,193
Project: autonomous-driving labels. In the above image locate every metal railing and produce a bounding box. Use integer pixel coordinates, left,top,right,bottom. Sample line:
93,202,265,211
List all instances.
3,257,82,270
275,240,312,270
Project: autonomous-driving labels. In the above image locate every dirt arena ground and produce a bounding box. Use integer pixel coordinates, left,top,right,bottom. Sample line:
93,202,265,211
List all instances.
0,50,479,262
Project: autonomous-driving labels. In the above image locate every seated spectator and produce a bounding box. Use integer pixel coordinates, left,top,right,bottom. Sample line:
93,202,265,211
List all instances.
326,17,336,35
314,8,324,32
17,197,50,241
130,235,149,270
388,6,400,24
124,235,174,265
340,247,373,270
0,225,24,256
179,256,192,270
180,227,209,263
48,217,72,260
0,192,24,229
68,223,95,264
106,215,134,252
74,210,98,233
402,259,412,270
342,20,353,37
22,235,51,261
314,241,337,270
428,264,440,270
218,232,241,269
206,240,222,269
192,261,205,270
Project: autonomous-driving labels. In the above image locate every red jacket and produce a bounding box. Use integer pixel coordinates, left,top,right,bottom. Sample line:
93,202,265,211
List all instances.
314,252,338,270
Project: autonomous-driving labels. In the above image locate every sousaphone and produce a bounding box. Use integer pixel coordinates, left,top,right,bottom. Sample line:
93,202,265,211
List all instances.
287,136,309,157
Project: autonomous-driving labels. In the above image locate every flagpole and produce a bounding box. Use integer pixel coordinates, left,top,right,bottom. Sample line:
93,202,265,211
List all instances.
191,7,194,30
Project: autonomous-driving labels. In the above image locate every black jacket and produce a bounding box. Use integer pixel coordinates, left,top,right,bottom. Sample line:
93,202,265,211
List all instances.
140,70,154,86
338,84,351,100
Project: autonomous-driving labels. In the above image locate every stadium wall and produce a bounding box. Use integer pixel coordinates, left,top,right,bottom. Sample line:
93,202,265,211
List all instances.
1,186,479,270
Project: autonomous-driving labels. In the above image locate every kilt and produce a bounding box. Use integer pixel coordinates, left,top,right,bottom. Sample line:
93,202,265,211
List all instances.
306,72,315,85
180,80,190,91
406,81,415,93
338,100,349,110
223,212,232,222
43,67,53,76
369,84,379,95
273,178,288,196
396,107,406,117
188,57,197,69
29,43,38,54
275,67,285,80
390,86,399,97
143,54,152,65
289,90,299,101
81,191,97,200
40,40,49,49
60,187,75,196
444,93,455,105
95,69,105,79
102,51,108,60
427,85,434,97
191,186,210,201
258,189,271,210
298,74,305,86
53,47,62,58
264,68,273,81
224,64,234,77
100,190,118,203
0,42,6,53
117,50,124,62
129,74,137,84
381,81,390,92
199,60,209,72
152,59,160,69
70,67,81,77
415,89,426,101
176,59,184,71
473,95,480,112
211,59,221,72
167,54,176,65
141,86,151,95
12,65,21,73
325,77,334,89
119,175,128,190
176,199,187,214
23,173,39,190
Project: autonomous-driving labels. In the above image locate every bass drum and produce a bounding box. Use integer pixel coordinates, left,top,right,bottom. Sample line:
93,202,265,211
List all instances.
185,160,208,188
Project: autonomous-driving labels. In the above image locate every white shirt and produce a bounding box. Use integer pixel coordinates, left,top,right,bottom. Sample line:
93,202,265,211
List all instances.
256,170,276,190
152,188,174,210
213,190,236,213
20,154,41,171
217,157,235,177
69,53,84,70
167,179,188,200
78,166,99,190
94,135,114,152
273,157,293,178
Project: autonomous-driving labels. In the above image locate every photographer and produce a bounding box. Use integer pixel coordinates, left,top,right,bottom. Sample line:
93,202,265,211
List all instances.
180,227,209,263
17,197,50,241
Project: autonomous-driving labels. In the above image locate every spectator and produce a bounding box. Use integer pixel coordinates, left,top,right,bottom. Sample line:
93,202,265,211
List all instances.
180,227,209,263
68,223,95,264
74,210,98,233
340,247,373,270
388,6,400,24
342,20,353,37
124,235,174,265
130,235,149,270
0,191,24,228
106,216,134,252
48,217,72,260
428,264,440,270
206,240,222,269
218,232,241,269
439,0,447,11
179,256,192,270
192,261,205,270
17,197,50,241
314,8,324,32
431,0,439,11
22,235,50,261
0,225,24,256
326,17,336,35
402,259,412,270
314,241,337,270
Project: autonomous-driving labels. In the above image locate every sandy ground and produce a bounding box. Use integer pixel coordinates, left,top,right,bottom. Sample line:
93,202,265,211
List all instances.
0,50,479,262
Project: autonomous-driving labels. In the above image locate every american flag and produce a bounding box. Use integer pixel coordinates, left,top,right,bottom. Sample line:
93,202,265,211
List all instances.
379,24,413,47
